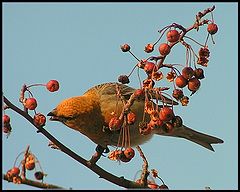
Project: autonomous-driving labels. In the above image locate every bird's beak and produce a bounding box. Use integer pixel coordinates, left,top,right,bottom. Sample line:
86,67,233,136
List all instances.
47,109,60,121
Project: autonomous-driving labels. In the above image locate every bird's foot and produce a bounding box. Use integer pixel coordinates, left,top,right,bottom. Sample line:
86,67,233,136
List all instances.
87,145,109,167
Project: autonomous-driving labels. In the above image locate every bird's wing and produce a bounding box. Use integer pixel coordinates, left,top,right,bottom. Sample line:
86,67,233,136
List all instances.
84,82,178,105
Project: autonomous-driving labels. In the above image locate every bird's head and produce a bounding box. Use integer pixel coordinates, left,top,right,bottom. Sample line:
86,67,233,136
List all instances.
47,96,97,129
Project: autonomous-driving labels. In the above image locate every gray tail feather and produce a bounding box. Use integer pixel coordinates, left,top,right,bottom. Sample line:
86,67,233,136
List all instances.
156,125,224,151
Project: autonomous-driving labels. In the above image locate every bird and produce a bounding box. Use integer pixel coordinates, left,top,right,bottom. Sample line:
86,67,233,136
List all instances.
47,82,223,152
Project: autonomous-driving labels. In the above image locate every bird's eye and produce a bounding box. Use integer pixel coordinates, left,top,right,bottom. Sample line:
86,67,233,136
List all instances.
65,114,77,120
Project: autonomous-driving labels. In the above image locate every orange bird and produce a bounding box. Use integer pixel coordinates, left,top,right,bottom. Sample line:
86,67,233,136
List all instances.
47,82,223,151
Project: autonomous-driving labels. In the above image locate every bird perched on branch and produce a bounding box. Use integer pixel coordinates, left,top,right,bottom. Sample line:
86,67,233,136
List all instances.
47,82,223,151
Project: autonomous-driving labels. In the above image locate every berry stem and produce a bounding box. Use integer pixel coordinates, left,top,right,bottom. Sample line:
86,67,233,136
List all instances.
156,176,165,185
128,64,138,77
13,151,25,167
184,36,205,47
129,50,140,62
210,34,216,44
154,26,170,46
26,84,46,89
204,33,210,47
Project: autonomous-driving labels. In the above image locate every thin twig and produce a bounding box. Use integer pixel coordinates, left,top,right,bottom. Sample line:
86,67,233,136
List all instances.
136,146,149,187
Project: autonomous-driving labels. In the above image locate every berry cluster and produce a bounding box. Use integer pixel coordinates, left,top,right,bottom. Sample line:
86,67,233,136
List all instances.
5,148,46,184
3,80,59,137
116,12,218,140
114,7,218,163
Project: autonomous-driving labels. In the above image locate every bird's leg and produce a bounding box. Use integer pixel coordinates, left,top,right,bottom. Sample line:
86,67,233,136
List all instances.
87,145,109,167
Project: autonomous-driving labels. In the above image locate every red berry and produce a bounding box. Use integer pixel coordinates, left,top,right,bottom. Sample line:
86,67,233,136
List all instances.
24,98,37,110
175,75,188,88
33,113,46,127
182,67,194,80
124,147,135,159
188,78,201,91
159,107,174,122
127,112,136,125
120,44,130,52
46,80,59,92
109,117,122,131
167,29,180,43
159,43,171,56
144,62,156,74
207,23,218,35
25,161,35,170
11,167,20,176
34,171,44,180
3,115,10,124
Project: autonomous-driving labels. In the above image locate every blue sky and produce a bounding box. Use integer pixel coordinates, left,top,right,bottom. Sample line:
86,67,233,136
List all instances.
2,2,238,190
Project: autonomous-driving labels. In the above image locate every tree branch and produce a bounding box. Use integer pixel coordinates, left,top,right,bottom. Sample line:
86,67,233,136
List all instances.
3,174,65,189
3,95,144,189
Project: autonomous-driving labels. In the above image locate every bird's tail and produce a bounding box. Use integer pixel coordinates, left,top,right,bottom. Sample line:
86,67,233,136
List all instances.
155,125,224,151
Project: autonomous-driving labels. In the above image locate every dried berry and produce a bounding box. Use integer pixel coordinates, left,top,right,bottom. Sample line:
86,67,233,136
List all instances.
108,150,123,161
127,112,136,125
172,89,184,100
109,117,122,131
199,47,210,58
118,75,130,84
34,171,44,180
143,79,155,89
166,71,176,82
194,68,205,79
197,56,209,67
180,96,189,106
153,71,163,81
